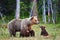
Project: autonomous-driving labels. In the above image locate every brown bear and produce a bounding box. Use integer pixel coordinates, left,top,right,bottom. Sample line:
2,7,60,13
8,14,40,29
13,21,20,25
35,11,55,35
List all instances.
20,30,35,37
40,26,48,36
7,16,39,37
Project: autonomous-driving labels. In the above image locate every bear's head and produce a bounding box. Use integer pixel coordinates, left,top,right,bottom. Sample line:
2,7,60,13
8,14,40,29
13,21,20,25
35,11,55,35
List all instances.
30,16,39,24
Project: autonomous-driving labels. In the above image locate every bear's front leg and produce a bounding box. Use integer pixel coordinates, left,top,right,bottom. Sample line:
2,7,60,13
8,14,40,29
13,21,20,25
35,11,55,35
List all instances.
9,30,16,37
28,26,35,37
20,30,30,37
29,30,35,37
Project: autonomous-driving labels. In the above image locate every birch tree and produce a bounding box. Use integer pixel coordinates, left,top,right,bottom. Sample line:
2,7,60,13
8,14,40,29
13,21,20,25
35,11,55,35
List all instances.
53,0,57,23
50,0,55,24
30,0,38,17
47,0,51,23
0,12,5,23
47,0,56,24
42,0,46,23
15,0,20,19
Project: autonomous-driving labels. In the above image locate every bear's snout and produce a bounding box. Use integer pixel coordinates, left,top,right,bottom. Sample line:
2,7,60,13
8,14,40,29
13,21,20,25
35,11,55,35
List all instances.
35,21,39,24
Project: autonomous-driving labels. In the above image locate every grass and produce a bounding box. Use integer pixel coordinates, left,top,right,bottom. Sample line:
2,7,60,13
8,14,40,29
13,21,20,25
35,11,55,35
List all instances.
0,23,60,40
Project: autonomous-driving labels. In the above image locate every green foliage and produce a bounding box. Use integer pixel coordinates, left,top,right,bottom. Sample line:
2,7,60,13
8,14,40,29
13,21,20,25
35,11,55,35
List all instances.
20,2,30,18
0,0,60,23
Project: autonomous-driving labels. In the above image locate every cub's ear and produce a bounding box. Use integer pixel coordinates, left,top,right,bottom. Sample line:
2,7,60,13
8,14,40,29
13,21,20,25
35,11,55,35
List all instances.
44,26,45,28
40,26,42,28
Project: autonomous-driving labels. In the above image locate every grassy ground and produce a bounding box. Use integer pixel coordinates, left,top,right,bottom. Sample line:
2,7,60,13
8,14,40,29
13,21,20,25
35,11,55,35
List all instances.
0,23,60,40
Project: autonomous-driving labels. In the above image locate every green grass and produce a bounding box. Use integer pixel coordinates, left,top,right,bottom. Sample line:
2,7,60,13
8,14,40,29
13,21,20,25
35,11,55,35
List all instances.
0,23,60,40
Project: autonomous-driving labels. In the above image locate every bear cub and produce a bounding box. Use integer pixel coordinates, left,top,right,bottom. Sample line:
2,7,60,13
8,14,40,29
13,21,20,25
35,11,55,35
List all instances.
40,26,48,36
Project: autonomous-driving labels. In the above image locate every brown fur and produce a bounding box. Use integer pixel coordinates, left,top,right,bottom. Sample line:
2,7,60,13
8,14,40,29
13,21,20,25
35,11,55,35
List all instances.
40,26,48,36
7,16,39,37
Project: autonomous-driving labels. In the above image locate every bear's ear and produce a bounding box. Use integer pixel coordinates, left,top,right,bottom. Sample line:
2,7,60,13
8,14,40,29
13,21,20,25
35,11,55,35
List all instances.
30,16,34,20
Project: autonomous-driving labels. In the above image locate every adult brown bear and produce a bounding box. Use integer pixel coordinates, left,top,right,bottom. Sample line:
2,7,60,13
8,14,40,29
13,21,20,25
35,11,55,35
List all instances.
7,16,39,37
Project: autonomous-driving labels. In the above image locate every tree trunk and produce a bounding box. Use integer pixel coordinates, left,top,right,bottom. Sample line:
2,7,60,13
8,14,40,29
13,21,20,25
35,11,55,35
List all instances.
47,0,51,23
53,3,57,23
50,0,55,24
0,12,5,23
42,0,46,23
15,0,20,19
30,0,38,17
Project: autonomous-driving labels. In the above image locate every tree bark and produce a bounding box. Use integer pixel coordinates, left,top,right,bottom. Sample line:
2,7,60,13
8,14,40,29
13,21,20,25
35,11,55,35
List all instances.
50,0,55,24
0,12,5,23
30,0,38,17
15,0,20,19
47,0,51,23
42,0,46,23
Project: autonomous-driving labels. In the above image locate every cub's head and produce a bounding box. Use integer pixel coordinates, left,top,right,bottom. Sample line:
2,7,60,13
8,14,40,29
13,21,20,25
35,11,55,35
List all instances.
30,16,39,24
40,26,45,30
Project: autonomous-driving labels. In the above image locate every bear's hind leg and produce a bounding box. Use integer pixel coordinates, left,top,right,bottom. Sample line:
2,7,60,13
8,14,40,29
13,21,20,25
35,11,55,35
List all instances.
9,30,16,37
12,31,16,37
9,30,13,37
